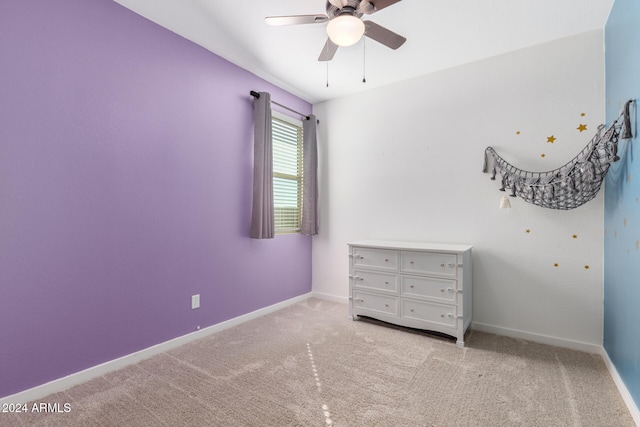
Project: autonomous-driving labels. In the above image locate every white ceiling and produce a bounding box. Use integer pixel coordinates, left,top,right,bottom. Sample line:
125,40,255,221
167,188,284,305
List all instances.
113,0,614,104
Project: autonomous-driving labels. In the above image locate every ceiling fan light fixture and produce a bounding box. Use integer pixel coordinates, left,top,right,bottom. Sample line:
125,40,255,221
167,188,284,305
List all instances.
326,15,365,46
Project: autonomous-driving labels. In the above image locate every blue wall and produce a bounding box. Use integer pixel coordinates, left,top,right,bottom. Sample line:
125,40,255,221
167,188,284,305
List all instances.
604,0,640,409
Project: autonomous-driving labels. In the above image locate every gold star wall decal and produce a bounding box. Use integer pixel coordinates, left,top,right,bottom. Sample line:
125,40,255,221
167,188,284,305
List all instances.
581,112,586,117
547,135,557,143
624,218,628,227
554,263,559,267
516,131,521,135
577,124,587,132
572,234,578,239
526,229,531,234
584,265,590,270
541,153,546,158
636,240,639,249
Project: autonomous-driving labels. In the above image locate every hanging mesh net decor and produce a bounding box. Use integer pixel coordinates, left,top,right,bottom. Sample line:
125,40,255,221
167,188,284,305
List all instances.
482,100,634,210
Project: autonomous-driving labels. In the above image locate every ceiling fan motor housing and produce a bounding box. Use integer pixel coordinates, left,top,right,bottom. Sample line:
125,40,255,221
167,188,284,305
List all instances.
326,0,365,18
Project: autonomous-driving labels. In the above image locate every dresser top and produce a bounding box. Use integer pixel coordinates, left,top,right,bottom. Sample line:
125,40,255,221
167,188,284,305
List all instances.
348,240,473,253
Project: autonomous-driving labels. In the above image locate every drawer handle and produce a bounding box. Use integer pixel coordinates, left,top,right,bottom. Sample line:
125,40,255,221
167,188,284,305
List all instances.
385,304,389,308
409,285,414,289
440,263,445,267
384,258,389,262
448,263,455,267
359,277,364,281
384,281,389,285
410,261,414,264
440,288,445,293
410,308,415,312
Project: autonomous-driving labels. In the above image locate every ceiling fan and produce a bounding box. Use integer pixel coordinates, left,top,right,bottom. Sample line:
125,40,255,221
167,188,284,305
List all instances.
265,0,406,61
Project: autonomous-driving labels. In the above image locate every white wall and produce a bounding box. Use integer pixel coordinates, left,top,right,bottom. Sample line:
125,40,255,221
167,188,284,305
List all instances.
312,30,605,349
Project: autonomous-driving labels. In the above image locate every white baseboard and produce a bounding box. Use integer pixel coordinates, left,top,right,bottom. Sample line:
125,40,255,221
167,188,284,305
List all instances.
0,292,313,405
600,348,640,426
311,297,601,353
471,321,602,354
311,291,349,304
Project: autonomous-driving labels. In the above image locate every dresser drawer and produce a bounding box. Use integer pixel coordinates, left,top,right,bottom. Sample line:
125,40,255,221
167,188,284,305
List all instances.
401,251,457,277
401,275,457,303
352,247,398,271
401,299,457,328
352,270,398,293
353,291,398,316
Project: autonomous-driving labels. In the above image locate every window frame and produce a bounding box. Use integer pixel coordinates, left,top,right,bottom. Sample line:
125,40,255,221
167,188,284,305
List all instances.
271,110,304,235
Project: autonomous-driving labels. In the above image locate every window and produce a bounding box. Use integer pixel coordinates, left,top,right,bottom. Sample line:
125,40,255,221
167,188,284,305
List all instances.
272,111,303,233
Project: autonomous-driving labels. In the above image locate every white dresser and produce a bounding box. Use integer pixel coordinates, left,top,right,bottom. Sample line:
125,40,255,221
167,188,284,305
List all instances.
348,240,473,346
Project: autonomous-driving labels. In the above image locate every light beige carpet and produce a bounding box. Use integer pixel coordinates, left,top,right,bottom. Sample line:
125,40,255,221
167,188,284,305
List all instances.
2,298,635,426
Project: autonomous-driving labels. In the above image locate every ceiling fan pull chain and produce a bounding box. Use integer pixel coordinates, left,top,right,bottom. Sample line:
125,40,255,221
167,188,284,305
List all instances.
326,43,330,87
326,60,329,87
362,36,367,83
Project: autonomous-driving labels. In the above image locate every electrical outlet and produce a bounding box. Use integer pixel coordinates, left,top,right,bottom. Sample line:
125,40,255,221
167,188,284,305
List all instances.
191,294,200,309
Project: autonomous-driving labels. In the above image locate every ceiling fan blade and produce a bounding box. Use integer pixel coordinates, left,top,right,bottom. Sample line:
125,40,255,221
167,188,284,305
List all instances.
265,14,329,26
318,38,339,61
367,0,402,13
363,21,406,49
328,0,348,9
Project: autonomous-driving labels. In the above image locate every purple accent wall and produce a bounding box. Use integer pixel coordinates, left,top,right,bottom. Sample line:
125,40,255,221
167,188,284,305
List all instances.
0,0,312,398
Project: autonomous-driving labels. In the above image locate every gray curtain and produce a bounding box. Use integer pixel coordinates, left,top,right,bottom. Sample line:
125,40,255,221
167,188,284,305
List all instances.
301,115,319,235
250,92,274,239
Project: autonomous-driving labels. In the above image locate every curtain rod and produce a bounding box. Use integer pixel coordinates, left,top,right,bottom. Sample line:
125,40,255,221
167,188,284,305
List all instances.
250,90,313,121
